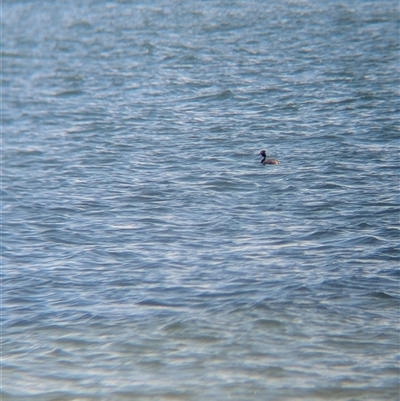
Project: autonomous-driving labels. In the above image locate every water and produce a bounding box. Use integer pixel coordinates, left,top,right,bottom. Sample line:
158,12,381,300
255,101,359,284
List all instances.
2,0,399,400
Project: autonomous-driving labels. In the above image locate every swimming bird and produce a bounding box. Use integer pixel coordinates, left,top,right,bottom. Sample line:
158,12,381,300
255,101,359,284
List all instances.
259,150,280,165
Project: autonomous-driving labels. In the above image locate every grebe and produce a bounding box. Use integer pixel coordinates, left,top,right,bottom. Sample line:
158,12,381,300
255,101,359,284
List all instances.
259,150,280,165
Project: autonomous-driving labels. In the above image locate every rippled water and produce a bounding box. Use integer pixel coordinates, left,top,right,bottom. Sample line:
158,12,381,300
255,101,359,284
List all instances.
2,0,399,400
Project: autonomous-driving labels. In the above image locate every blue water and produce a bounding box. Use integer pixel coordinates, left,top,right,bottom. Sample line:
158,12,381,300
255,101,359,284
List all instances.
2,0,399,400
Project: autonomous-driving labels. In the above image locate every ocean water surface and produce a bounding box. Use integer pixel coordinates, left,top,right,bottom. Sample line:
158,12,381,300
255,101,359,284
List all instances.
2,0,399,400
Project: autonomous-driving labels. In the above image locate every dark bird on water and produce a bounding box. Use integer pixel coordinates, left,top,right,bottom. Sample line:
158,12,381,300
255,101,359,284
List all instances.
259,150,280,165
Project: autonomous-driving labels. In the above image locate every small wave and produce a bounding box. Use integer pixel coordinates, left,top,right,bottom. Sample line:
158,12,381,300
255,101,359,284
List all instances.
337,235,384,247
254,318,285,329
68,20,93,30
366,291,398,300
54,90,84,97
190,89,234,102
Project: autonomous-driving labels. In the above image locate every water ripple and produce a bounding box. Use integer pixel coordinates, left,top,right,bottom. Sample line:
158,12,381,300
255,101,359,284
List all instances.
3,0,399,399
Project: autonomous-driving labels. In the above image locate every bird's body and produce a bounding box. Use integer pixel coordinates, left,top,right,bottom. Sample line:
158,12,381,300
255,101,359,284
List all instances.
259,150,280,165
